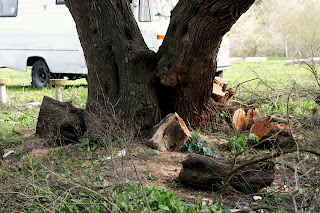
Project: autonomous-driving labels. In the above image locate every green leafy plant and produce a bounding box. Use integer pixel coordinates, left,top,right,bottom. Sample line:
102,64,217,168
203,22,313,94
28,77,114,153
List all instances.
147,174,158,181
222,134,259,155
183,129,214,157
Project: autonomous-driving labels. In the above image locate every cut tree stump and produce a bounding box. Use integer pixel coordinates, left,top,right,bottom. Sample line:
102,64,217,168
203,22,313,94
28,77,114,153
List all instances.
146,112,191,152
178,154,275,193
36,96,86,146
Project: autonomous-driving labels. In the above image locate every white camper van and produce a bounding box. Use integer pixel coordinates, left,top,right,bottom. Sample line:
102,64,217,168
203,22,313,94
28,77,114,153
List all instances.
0,0,230,87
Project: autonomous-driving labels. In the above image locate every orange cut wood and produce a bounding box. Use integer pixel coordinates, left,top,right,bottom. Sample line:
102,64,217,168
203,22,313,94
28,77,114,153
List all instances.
212,83,226,103
247,108,259,123
214,77,228,92
250,116,273,140
212,84,225,97
233,108,248,130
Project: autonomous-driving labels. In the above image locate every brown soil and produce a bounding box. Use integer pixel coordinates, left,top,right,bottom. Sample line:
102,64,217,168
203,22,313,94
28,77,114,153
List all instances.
2,130,319,211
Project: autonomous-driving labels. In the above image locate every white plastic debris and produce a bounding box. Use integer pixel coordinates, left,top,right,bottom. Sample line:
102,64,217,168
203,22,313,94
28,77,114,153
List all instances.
201,198,213,206
27,102,42,109
3,150,15,159
106,149,126,160
230,202,250,212
253,195,263,201
230,210,241,213
9,121,16,125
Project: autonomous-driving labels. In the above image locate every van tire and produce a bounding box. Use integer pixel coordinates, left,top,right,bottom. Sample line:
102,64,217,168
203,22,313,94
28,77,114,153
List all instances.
215,71,223,78
32,60,50,88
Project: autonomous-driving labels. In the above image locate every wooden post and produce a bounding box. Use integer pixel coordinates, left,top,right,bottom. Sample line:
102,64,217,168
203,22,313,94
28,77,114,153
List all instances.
50,79,68,102
0,78,11,104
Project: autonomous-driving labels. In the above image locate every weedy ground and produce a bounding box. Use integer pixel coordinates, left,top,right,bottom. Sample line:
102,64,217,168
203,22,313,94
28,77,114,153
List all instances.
0,58,319,212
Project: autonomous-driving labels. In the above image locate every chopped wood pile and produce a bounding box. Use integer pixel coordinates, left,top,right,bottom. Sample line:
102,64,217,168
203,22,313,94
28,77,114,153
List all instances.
210,76,296,146
211,77,235,104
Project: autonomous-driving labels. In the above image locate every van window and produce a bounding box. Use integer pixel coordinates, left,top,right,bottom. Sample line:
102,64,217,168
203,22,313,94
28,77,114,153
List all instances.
139,0,151,22
139,0,177,22
0,0,18,17
56,0,65,4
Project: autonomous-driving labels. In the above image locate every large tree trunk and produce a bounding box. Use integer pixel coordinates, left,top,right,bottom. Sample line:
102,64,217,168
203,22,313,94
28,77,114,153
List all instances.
65,0,255,129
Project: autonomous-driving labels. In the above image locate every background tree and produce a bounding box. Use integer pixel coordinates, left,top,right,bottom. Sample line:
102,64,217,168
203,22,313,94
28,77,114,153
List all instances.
230,0,320,58
64,0,255,129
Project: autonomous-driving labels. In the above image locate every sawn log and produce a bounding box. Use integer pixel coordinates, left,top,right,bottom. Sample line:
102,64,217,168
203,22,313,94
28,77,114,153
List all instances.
36,96,86,146
178,154,275,193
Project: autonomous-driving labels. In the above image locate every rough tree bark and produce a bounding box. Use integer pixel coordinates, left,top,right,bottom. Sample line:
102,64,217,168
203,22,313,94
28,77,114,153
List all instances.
64,0,255,129
178,154,275,193
36,96,86,145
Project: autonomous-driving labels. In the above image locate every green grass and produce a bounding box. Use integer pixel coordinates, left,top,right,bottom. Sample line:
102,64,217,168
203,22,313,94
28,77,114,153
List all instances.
225,59,315,88
1,59,320,212
0,68,88,148
0,145,231,212
224,58,320,115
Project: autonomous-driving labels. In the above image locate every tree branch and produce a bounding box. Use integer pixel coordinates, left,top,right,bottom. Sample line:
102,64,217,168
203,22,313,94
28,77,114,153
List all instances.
225,148,320,184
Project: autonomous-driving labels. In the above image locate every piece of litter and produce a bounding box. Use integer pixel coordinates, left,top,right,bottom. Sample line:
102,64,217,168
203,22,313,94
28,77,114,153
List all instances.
3,150,15,159
21,84,31,88
27,102,42,109
10,121,16,125
201,198,213,206
118,149,126,157
230,209,242,213
253,196,263,201
106,149,126,160
240,202,249,209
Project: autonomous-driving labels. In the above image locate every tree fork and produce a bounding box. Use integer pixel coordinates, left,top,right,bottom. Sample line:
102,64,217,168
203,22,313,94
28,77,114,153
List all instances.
156,0,255,123
65,0,255,129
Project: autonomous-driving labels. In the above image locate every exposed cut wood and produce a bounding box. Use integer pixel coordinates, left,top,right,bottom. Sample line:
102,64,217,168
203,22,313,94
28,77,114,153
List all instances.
178,154,275,193
224,88,235,103
232,108,248,130
212,77,235,104
146,113,191,152
247,108,259,123
36,96,86,146
214,77,228,91
250,116,273,140
212,84,225,97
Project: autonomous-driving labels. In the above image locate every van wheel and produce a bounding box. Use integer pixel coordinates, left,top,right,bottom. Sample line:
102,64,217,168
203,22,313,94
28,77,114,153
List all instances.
215,71,223,78
32,60,50,88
